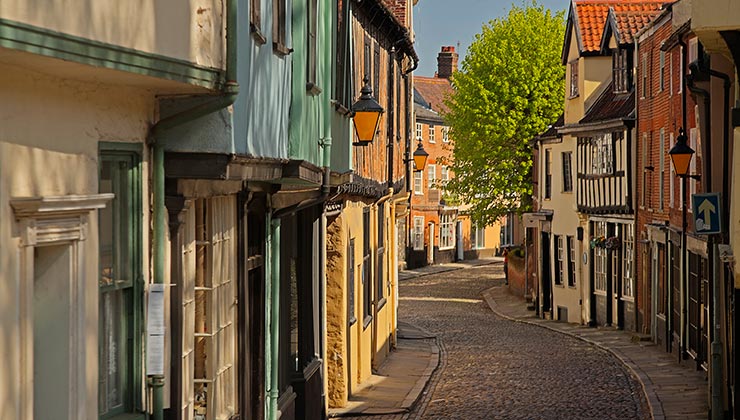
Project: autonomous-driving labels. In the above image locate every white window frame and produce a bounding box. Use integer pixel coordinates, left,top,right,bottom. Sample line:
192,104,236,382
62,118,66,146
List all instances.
594,222,607,293
428,125,436,143
414,171,423,195
473,225,485,249
678,46,684,94
439,213,455,250
623,223,635,298
441,166,449,184
415,122,422,140
412,217,424,250
555,235,564,286
427,164,437,188
590,133,613,175
659,128,665,210
442,126,449,143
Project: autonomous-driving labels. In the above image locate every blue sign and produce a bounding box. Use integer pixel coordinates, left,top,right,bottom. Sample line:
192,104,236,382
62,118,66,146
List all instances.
692,193,722,235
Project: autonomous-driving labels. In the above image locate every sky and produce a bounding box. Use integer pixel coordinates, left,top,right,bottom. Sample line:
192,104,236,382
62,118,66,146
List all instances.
413,0,571,77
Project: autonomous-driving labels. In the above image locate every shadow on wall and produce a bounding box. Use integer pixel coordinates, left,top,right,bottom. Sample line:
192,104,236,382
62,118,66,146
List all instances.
506,248,528,298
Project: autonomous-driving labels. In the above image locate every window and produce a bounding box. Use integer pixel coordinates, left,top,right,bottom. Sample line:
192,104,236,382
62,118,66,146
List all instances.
427,164,436,188
376,204,385,304
500,214,515,246
593,222,607,293
641,53,648,98
442,127,450,143
362,209,372,326
623,224,635,298
659,51,665,92
659,129,665,210
641,133,648,207
670,133,675,207
99,147,142,418
669,50,674,95
590,133,613,175
562,152,573,192
416,123,422,140
441,166,449,184
414,171,423,195
569,60,579,97
250,0,264,42
439,213,455,249
348,239,356,324
473,225,485,249
678,46,684,94
429,125,436,143
567,236,576,287
306,0,319,93
554,235,564,286
412,217,424,251
191,197,238,420
613,49,629,93
544,149,552,199
690,127,699,200
272,0,288,54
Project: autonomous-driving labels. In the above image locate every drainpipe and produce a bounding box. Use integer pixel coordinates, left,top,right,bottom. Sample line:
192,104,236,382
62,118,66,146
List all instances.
264,213,281,420
147,2,239,420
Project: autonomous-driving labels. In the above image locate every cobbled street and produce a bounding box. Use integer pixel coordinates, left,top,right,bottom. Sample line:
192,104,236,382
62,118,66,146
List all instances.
380,263,650,420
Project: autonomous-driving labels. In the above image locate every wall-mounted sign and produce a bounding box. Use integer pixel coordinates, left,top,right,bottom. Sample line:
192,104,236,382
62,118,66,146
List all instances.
692,193,722,235
146,284,166,376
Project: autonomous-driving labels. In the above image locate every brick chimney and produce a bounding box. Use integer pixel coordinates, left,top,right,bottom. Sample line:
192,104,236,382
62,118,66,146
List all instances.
437,46,458,79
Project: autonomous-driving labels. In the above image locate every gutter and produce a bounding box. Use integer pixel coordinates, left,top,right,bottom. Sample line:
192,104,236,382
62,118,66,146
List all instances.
147,1,239,419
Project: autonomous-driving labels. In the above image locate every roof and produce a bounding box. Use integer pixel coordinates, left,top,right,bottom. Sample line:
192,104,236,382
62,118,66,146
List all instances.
604,8,663,46
564,0,666,62
537,114,565,140
413,76,454,116
580,81,635,124
414,102,443,123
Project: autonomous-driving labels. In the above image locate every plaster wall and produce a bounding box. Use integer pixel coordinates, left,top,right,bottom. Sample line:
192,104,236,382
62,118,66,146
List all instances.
0,63,153,418
325,199,396,408
540,139,582,323
1,0,225,69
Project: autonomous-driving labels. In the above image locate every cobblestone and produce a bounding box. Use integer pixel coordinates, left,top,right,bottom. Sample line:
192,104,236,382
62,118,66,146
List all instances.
398,264,649,420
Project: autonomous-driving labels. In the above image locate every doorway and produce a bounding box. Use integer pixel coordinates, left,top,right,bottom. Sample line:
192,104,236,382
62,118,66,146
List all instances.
541,232,551,317
427,222,435,265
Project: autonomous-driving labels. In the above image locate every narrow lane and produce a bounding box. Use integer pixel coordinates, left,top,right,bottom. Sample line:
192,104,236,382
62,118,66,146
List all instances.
400,264,649,420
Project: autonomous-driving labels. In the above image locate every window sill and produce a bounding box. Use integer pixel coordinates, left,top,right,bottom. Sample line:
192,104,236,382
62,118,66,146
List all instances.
593,290,607,297
273,42,292,56
554,283,565,288
439,246,454,251
349,315,357,326
377,297,387,311
568,284,577,289
621,296,635,302
568,94,580,99
306,82,322,96
250,24,267,45
363,315,373,330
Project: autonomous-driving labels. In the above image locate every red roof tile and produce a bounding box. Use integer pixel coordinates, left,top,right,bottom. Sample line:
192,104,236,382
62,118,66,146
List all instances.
611,8,663,44
574,0,665,52
413,76,454,116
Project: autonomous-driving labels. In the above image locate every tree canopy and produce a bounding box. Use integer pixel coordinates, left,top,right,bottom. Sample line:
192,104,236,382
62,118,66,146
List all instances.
442,1,565,227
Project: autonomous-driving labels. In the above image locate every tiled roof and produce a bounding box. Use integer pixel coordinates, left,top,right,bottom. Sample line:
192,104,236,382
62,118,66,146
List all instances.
580,81,635,123
574,0,666,52
413,76,454,116
609,8,663,44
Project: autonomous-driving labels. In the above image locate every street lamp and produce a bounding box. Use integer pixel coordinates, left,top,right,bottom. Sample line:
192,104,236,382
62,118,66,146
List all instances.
669,128,694,177
351,77,384,145
412,138,429,172
668,128,694,361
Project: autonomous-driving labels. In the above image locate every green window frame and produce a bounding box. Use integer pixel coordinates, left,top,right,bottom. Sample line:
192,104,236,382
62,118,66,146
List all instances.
98,143,143,419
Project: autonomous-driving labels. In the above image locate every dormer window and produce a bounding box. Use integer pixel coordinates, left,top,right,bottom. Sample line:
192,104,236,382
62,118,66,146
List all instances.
613,49,631,93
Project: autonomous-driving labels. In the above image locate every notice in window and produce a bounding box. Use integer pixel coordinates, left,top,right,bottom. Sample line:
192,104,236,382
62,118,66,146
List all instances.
147,283,166,376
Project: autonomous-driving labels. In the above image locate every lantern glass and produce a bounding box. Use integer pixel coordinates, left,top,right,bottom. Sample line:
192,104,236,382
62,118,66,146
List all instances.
670,152,692,176
353,111,382,143
413,153,428,171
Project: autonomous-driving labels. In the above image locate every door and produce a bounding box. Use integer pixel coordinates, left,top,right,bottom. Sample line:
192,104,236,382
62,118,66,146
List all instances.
456,221,464,261
427,222,435,264
34,245,72,420
541,232,551,316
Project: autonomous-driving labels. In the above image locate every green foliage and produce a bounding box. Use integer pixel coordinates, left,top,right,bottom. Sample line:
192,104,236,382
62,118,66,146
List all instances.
441,1,565,227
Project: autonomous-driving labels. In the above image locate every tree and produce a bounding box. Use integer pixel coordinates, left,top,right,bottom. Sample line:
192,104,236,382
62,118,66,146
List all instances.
442,1,565,227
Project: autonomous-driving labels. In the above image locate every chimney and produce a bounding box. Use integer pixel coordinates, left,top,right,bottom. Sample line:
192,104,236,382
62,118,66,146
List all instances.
437,46,458,79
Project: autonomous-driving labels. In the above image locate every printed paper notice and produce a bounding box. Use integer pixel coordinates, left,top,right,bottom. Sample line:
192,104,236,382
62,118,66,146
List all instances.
146,284,166,376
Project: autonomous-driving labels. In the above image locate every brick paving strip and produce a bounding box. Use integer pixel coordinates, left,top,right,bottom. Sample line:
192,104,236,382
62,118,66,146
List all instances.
482,285,709,420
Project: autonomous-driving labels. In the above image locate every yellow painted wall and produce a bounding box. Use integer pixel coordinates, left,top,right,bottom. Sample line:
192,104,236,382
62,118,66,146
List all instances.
0,63,153,418
1,0,225,69
325,197,397,408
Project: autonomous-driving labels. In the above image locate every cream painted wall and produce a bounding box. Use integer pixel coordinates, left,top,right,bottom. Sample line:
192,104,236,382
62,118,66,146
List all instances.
0,63,152,419
540,138,583,323
1,0,225,69
564,27,611,126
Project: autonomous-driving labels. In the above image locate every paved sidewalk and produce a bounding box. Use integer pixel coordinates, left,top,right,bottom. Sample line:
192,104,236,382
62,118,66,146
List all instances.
482,286,709,420
398,257,502,281
328,321,439,418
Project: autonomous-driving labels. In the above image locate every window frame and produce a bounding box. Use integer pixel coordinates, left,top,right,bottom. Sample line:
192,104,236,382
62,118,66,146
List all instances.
659,51,665,92
441,166,449,184
593,222,608,293
428,125,436,143
569,60,579,98
623,224,635,298
562,151,573,192
98,143,143,419
427,163,437,188
567,236,576,287
412,217,424,251
272,0,289,55
413,171,423,195
305,0,319,94
250,0,266,44
544,149,552,199
439,213,455,250
376,205,386,307
442,126,450,143
362,209,372,328
415,123,422,140
554,235,564,286
659,128,665,210
613,49,630,93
